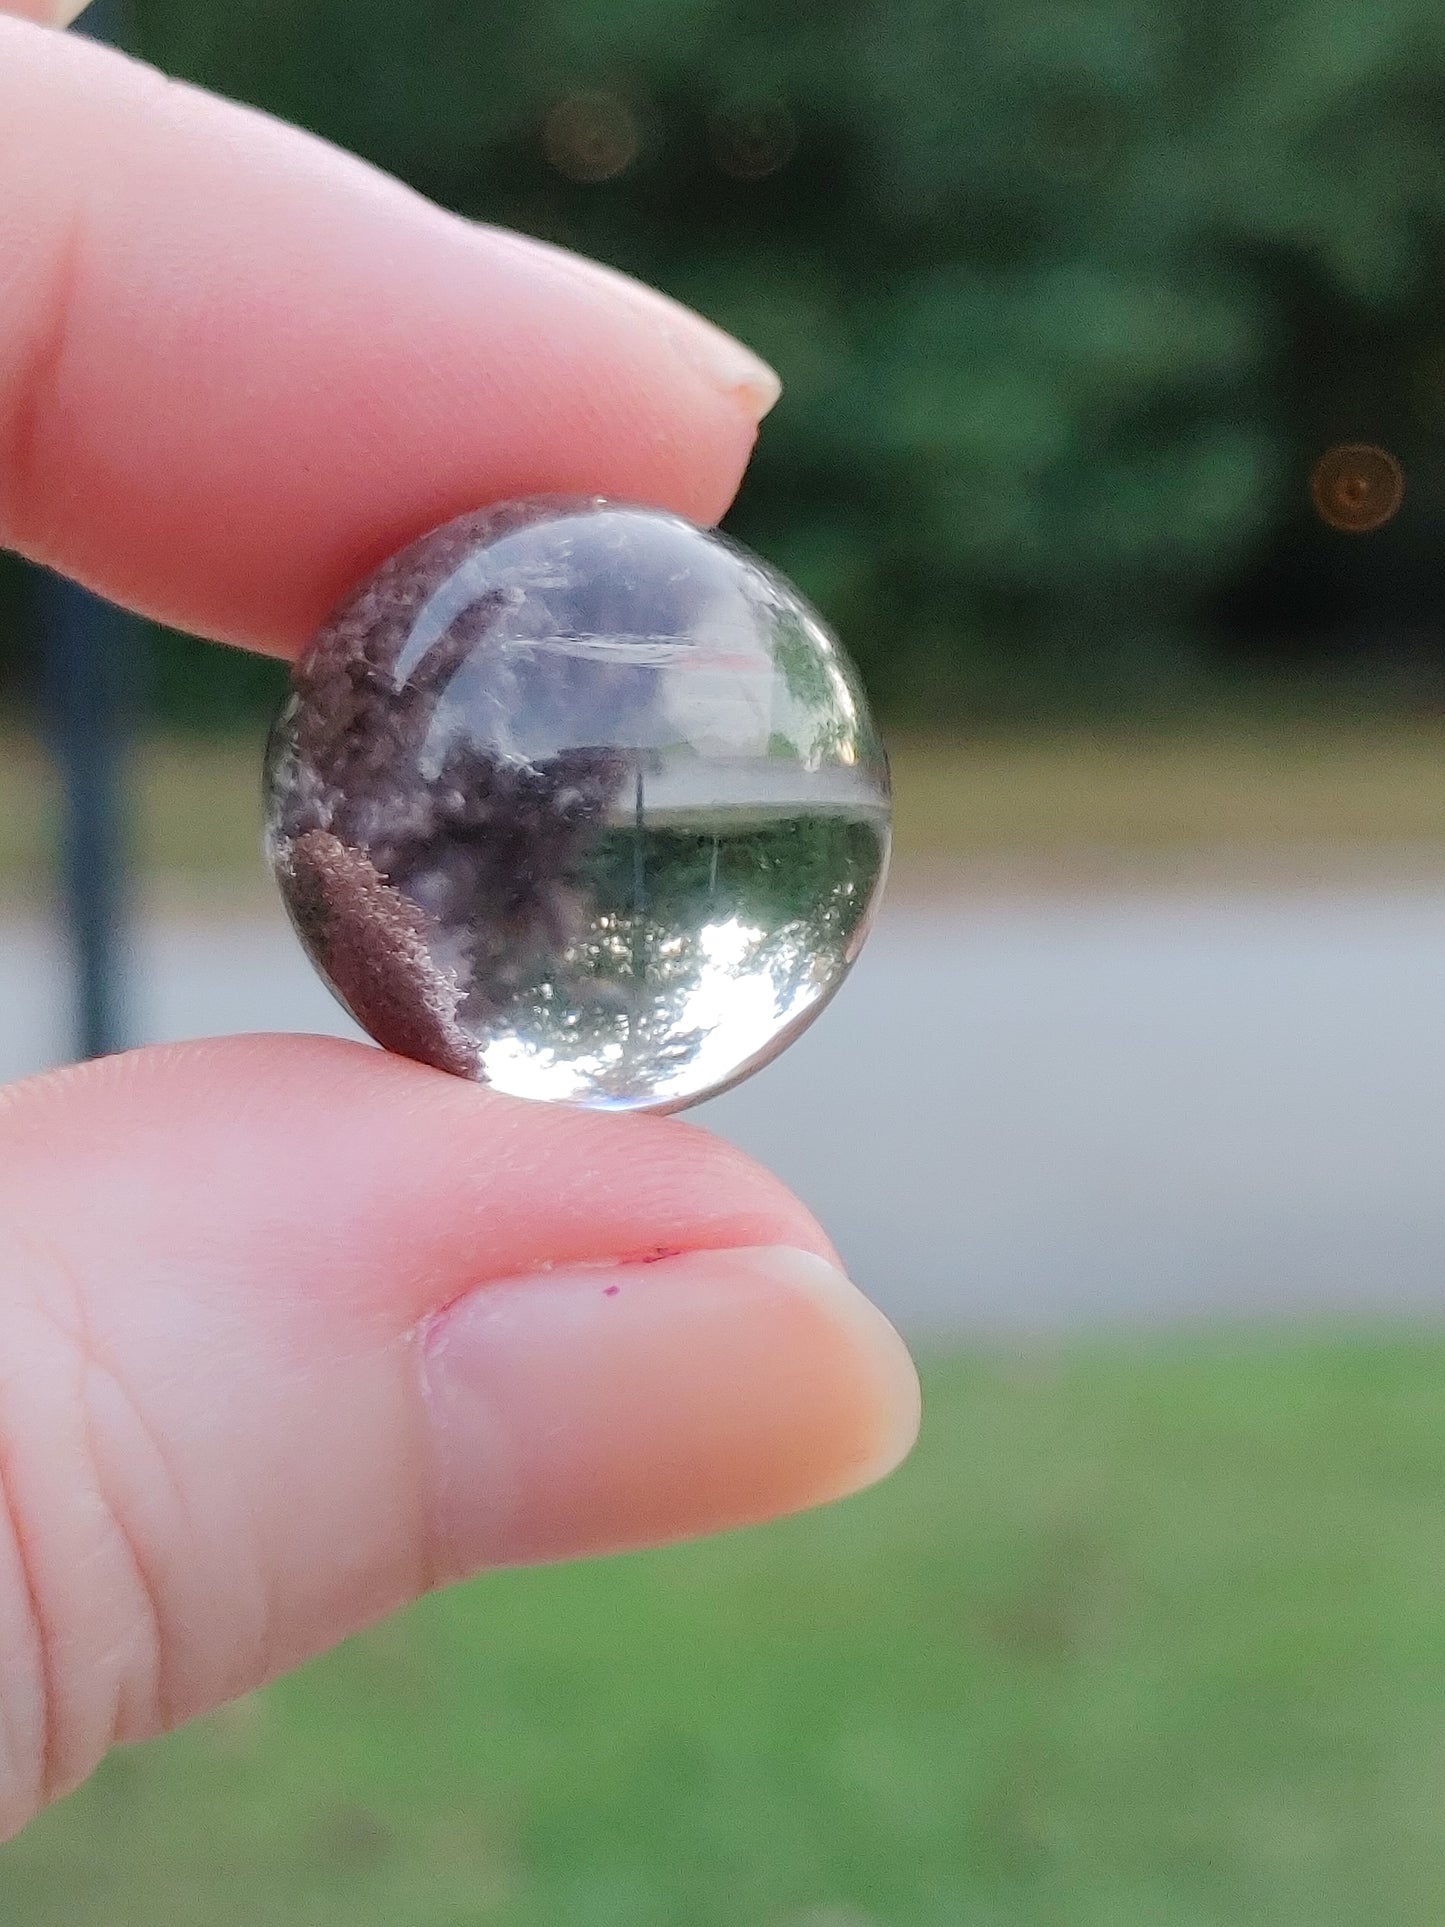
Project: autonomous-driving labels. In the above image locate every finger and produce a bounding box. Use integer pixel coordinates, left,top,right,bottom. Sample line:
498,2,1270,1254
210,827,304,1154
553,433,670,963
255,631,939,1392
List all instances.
0,18,778,654
0,4,88,22
0,1036,918,1831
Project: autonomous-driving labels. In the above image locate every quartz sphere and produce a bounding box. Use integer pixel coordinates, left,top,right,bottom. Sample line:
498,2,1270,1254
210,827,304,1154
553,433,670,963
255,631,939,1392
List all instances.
264,497,890,1112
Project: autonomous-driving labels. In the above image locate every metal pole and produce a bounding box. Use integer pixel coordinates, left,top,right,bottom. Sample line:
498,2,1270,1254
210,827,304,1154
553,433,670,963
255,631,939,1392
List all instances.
36,0,134,1062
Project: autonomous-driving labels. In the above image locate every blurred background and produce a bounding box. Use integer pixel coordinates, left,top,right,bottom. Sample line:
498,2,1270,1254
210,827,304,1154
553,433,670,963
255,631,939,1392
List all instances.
7,0,1445,1920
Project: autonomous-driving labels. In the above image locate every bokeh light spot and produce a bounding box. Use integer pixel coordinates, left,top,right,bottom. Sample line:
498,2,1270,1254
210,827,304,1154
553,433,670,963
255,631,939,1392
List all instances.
1309,443,1405,534
544,91,640,184
708,96,797,181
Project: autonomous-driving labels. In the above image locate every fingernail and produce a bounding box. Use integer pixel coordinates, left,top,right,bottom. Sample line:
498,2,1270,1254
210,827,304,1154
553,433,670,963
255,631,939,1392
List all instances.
484,226,782,423
422,1246,918,1574
643,291,783,422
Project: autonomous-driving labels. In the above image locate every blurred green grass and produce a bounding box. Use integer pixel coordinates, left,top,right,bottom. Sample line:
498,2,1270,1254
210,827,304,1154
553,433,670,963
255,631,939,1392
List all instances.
893,722,1445,864
5,720,1445,899
10,1340,1445,1925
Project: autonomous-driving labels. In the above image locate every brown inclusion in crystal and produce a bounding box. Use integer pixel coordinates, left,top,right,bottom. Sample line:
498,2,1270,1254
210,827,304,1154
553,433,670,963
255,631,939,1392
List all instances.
282,830,478,1079
268,502,633,1073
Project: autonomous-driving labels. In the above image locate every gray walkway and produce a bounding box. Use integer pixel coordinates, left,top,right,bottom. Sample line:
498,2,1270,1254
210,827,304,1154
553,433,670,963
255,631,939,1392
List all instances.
4,883,1445,1333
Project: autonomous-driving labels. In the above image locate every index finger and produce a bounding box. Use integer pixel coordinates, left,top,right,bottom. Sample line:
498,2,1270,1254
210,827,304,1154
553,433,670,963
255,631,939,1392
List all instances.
0,17,779,654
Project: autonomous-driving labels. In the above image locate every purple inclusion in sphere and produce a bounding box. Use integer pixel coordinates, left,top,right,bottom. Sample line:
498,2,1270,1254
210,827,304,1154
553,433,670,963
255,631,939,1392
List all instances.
264,497,891,1112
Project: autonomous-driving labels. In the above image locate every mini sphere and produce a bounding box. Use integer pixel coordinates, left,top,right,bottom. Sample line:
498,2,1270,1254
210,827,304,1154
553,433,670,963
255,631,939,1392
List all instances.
264,498,891,1112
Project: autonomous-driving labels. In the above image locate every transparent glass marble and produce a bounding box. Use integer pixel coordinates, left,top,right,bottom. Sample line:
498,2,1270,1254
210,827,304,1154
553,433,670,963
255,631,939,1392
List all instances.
264,497,890,1112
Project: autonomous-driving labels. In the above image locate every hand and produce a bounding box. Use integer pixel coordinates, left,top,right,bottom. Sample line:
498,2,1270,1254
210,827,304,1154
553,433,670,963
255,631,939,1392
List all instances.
0,4,919,1837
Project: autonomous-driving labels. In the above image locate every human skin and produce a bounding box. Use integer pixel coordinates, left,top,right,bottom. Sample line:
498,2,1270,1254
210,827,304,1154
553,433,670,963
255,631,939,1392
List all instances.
0,1,920,1838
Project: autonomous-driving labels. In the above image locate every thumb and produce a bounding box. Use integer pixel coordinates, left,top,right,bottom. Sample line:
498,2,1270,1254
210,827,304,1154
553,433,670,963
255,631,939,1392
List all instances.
0,1036,917,1834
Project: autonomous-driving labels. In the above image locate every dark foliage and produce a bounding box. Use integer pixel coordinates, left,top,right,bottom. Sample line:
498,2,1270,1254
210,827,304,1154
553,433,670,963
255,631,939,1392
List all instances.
10,0,1445,722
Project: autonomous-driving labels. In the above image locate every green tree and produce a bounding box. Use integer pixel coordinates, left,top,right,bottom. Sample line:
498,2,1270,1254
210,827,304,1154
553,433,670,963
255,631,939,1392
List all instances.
9,0,1445,722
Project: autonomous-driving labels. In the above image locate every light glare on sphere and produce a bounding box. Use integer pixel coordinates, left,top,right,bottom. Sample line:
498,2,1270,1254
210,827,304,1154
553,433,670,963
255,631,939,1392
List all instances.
264,497,890,1112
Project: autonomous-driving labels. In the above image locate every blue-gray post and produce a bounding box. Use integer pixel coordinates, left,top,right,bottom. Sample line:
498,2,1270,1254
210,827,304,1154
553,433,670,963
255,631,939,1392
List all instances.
37,571,134,1062
37,0,133,1062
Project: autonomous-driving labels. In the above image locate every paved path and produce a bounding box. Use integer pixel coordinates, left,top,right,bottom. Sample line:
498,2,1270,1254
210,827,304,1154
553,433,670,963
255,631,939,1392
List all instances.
5,883,1445,1333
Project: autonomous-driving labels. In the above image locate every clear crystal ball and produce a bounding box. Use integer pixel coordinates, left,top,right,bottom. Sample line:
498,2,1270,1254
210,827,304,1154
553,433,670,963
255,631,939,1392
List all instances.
264,497,890,1112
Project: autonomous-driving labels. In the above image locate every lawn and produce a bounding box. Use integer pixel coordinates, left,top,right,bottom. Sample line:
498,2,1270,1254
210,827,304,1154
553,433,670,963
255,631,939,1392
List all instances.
8,1339,1445,1925
5,719,1445,899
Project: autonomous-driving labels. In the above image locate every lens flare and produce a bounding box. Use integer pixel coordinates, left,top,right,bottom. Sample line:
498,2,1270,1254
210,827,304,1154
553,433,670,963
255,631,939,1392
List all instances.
1309,444,1404,534
708,97,797,181
543,92,639,184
